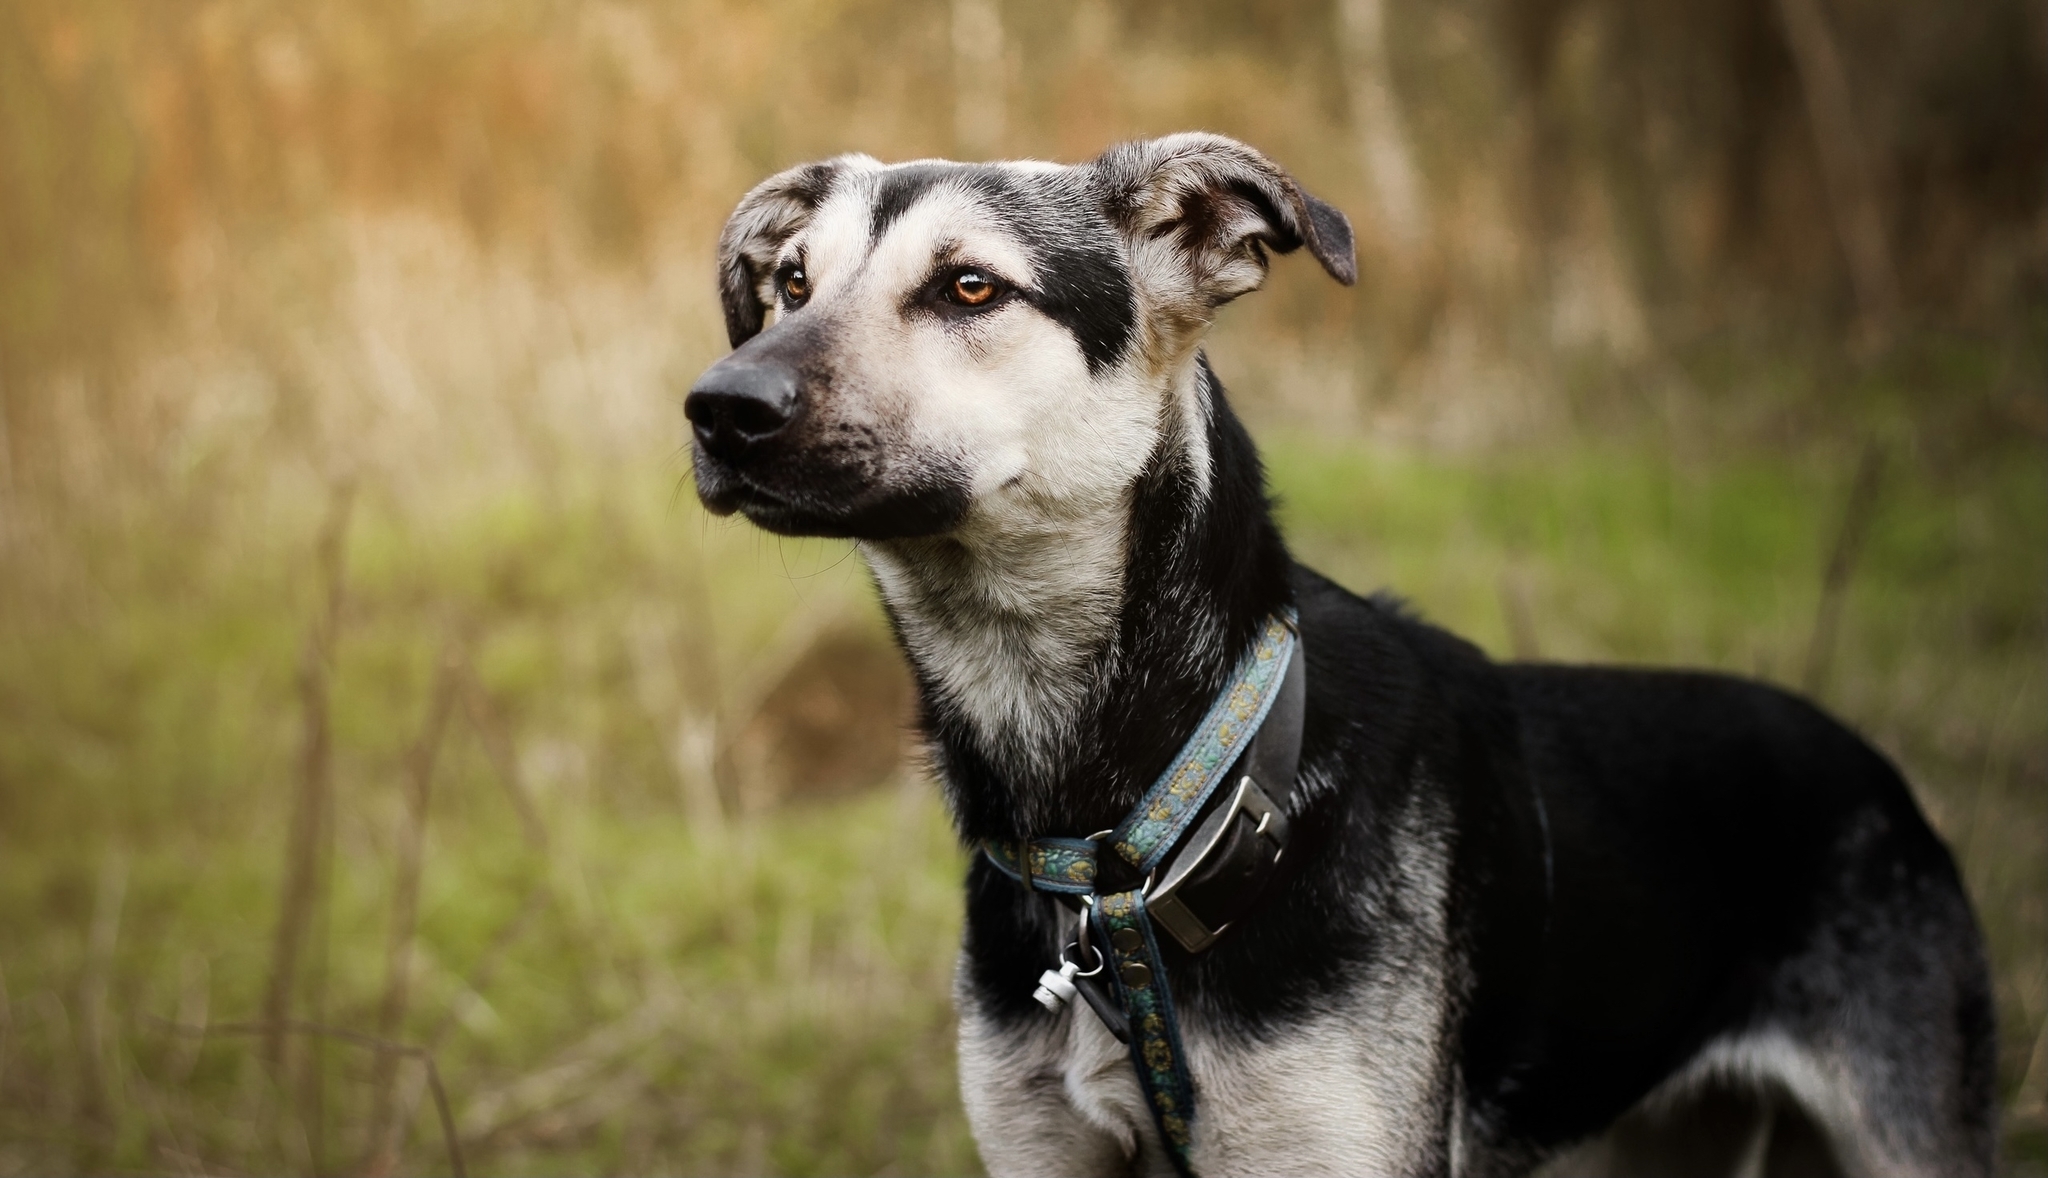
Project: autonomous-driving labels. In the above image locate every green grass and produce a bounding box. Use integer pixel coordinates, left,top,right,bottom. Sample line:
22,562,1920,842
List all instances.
0,788,973,1175
0,425,2042,1174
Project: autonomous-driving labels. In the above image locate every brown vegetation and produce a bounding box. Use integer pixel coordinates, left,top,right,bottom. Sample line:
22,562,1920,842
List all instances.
0,0,2040,1173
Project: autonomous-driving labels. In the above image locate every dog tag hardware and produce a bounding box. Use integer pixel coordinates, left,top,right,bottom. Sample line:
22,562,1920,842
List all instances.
1034,961,1081,1011
1035,921,1107,1014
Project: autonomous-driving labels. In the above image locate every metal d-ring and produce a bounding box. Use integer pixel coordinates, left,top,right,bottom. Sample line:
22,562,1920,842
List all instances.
1065,896,1106,977
1061,939,1106,977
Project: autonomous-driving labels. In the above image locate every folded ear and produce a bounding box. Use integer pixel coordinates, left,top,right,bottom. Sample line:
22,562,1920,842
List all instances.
1090,133,1356,306
715,157,866,347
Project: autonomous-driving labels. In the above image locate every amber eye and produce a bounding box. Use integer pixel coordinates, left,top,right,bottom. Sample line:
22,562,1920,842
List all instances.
950,270,997,306
781,267,809,304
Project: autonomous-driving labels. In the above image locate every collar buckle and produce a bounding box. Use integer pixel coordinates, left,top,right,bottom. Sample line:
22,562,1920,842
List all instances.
1146,773,1291,953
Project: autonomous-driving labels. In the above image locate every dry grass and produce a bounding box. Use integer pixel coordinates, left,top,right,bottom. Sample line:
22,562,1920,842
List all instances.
0,0,2042,1173
0,211,2039,1174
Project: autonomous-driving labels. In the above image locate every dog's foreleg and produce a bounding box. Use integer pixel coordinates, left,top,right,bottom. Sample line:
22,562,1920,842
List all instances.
957,995,1151,1177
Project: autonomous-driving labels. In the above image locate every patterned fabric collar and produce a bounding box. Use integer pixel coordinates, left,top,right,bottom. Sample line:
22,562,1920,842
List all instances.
982,611,1298,889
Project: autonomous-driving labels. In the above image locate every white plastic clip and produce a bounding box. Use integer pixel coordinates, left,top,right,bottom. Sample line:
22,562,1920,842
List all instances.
1034,961,1081,1011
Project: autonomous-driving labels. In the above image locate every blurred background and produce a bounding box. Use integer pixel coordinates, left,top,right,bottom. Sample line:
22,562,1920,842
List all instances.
0,0,2042,1173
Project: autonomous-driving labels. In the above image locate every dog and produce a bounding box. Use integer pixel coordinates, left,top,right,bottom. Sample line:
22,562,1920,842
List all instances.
683,133,1997,1177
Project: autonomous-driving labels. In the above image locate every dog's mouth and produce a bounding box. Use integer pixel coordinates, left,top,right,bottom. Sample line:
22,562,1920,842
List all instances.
693,454,971,541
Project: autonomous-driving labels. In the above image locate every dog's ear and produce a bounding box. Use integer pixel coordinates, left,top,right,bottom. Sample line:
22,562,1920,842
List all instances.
715,158,863,348
1090,133,1356,306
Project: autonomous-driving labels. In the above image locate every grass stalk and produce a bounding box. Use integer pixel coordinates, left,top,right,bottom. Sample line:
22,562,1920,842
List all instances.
1803,442,1885,696
261,479,356,1075
76,852,127,1166
1775,0,1901,343
363,639,465,1175
1499,561,1543,660
459,667,550,853
156,1019,467,1178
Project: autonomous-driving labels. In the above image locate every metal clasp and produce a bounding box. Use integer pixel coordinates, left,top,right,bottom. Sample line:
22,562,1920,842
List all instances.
1033,898,1106,1011
1145,775,1290,953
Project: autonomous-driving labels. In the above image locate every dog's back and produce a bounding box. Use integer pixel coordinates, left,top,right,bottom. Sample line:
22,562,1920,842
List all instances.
1479,664,1998,1172
1291,567,1996,1175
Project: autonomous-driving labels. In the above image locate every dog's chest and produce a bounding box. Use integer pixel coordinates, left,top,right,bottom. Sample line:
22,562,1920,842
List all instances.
962,972,1460,1176
957,779,1471,1174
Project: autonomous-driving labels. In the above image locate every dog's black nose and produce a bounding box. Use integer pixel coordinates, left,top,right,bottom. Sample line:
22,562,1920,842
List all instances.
685,359,799,461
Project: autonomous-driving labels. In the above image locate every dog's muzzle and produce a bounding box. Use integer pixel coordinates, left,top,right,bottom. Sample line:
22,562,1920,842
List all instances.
683,331,972,540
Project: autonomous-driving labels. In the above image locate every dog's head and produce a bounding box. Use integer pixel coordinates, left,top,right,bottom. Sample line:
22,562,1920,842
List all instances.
685,133,1354,540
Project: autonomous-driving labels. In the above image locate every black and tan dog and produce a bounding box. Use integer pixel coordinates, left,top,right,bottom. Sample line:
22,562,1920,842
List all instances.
683,133,1996,1177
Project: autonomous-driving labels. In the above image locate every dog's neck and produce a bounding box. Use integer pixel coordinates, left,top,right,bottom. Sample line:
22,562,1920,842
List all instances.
862,355,1291,839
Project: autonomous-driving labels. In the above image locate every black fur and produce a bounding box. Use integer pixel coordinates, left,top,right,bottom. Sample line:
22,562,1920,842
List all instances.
950,362,1993,1171
695,138,1996,1175
950,362,1994,1170
1475,666,1999,1152
931,358,1289,844
1019,239,1133,374
870,163,961,240
868,162,1136,372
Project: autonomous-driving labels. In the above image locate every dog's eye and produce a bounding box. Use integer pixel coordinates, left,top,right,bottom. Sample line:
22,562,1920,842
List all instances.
949,270,999,307
781,267,809,305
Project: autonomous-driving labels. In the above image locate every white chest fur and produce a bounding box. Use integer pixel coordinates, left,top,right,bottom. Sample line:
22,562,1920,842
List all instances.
954,778,1465,1177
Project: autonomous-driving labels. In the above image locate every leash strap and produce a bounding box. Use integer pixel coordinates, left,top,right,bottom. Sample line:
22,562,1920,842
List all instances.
1093,889,1198,1175
977,613,1296,894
